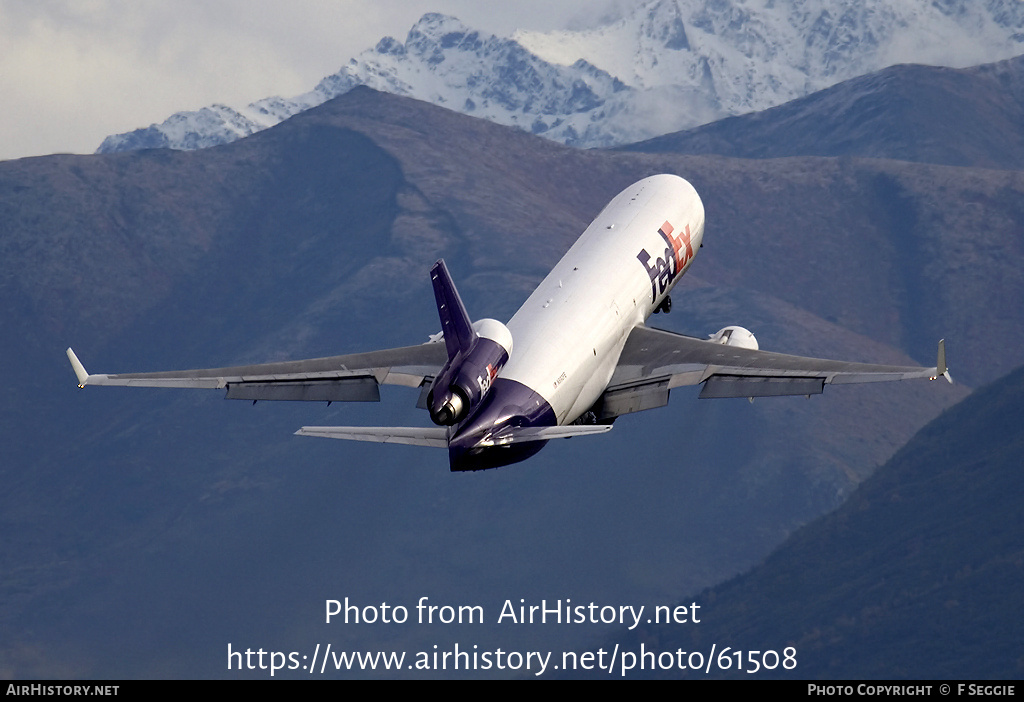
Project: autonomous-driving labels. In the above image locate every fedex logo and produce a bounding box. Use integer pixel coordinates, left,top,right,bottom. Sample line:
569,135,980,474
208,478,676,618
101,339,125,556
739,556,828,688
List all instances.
637,221,694,303
477,363,498,394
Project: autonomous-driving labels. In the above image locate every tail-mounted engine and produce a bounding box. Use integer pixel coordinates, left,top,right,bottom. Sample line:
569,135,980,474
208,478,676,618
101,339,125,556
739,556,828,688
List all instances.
426,260,514,426
428,318,513,425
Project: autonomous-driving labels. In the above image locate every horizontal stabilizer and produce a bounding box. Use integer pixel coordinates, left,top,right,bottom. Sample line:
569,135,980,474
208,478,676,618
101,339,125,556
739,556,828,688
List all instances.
476,424,612,446
294,422,612,449
295,426,449,448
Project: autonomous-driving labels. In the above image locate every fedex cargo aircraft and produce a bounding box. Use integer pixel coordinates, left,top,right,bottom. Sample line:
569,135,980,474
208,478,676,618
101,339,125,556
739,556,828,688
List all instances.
67,175,950,471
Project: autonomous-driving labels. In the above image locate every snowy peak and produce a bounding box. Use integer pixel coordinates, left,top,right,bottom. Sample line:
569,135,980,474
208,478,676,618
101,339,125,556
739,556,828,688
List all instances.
368,13,487,61
511,1,693,89
645,1,690,51
323,13,627,135
101,12,632,153
516,0,1023,113
98,2,1024,155
404,13,478,59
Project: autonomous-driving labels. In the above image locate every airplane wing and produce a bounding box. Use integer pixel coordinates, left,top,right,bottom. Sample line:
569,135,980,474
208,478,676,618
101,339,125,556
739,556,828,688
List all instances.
595,325,950,419
66,343,449,403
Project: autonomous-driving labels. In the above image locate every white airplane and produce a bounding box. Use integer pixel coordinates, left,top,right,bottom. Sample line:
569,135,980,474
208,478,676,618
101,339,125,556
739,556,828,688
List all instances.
67,174,950,471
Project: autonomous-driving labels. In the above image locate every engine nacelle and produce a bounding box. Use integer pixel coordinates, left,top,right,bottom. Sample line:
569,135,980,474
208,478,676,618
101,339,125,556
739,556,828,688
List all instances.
428,319,513,426
708,325,759,350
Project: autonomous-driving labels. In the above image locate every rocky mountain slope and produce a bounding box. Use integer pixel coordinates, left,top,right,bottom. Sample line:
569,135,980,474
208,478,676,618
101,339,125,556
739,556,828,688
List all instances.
609,363,1024,678
624,54,1024,169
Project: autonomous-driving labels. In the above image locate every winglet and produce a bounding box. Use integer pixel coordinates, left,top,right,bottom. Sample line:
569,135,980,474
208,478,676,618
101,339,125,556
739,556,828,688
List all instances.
66,348,90,388
932,339,952,383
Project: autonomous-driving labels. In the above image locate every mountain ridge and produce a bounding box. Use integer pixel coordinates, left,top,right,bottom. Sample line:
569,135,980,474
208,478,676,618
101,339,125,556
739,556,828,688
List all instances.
96,0,1024,154
623,54,1024,169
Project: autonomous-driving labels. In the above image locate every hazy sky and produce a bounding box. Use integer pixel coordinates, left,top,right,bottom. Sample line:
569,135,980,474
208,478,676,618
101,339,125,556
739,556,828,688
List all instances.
1,1,624,162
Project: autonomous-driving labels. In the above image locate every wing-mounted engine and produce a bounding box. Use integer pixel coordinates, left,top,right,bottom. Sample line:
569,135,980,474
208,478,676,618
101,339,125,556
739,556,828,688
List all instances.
708,326,758,350
426,260,514,426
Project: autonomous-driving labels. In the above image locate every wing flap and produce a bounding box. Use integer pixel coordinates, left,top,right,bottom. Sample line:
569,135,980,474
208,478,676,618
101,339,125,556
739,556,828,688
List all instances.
594,379,670,416
699,375,825,398
225,378,380,402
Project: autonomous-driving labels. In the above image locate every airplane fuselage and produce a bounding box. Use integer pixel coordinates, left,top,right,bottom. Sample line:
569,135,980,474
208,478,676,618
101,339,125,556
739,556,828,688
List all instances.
448,174,705,470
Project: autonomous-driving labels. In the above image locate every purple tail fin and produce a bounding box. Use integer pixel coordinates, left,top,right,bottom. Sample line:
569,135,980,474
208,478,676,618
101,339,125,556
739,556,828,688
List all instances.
430,259,475,360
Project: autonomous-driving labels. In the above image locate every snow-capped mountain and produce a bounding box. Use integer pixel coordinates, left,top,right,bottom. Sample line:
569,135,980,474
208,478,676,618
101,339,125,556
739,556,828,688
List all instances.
97,0,1024,154
515,0,1024,116
313,13,633,145
98,14,633,152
